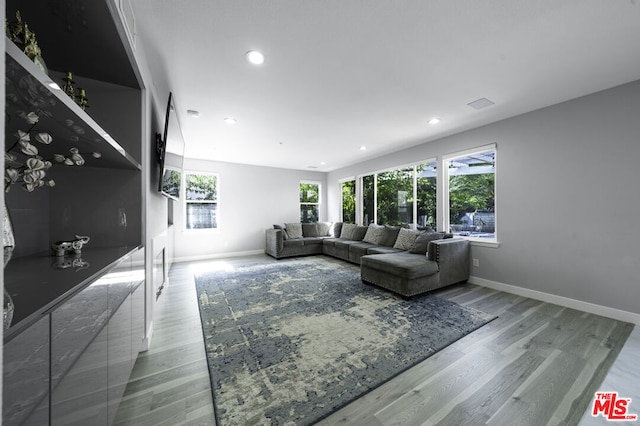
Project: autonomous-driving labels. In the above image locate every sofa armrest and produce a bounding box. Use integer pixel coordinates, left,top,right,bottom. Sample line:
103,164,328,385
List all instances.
265,228,284,257
428,238,470,286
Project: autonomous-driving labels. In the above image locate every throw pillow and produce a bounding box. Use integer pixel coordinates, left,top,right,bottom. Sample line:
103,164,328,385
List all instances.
393,228,421,250
316,222,331,237
352,225,369,241
331,222,343,237
409,231,444,255
340,223,357,239
380,225,401,247
273,224,289,240
363,224,386,245
302,223,320,237
285,223,303,239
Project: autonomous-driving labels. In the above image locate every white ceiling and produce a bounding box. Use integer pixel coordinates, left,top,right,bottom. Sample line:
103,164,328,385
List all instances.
131,0,640,172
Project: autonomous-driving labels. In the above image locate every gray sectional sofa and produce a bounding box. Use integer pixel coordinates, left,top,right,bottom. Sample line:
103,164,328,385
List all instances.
265,222,470,297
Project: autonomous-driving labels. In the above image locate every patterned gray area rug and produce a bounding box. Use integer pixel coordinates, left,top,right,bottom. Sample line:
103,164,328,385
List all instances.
194,256,496,425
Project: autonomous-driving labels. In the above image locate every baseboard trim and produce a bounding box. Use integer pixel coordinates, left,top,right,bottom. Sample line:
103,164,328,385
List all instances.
468,276,640,325
172,249,265,264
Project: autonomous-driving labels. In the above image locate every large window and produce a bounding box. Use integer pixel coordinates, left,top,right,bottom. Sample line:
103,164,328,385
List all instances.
445,146,495,238
362,174,375,225
340,179,356,223
357,161,436,229
416,161,437,230
185,172,218,229
376,167,413,227
299,182,320,223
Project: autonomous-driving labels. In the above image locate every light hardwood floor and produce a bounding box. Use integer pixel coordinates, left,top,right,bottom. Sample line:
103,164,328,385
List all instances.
114,255,636,426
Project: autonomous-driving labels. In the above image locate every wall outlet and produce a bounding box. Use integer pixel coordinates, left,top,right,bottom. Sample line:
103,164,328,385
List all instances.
473,258,480,267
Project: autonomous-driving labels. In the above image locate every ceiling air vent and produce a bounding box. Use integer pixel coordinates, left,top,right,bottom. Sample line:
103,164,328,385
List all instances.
467,98,495,110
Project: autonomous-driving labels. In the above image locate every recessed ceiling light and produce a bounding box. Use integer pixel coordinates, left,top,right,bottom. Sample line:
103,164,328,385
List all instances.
245,50,265,65
360,146,367,151
187,109,200,118
428,118,441,125
320,161,326,166
224,117,237,125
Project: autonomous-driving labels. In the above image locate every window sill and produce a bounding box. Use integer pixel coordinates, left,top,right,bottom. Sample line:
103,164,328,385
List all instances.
466,238,501,248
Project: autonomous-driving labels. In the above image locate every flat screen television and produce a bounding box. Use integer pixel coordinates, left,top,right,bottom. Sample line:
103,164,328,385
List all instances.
157,92,185,200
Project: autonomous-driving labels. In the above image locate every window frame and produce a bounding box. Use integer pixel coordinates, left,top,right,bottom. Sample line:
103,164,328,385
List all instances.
183,170,220,231
442,143,497,244
299,180,321,223
339,177,357,223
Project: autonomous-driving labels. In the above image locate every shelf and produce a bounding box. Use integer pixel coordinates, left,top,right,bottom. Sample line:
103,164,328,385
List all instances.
5,38,141,171
3,245,141,342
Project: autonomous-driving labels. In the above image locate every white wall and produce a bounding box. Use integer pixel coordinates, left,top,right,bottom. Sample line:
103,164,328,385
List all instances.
327,80,640,316
172,158,326,261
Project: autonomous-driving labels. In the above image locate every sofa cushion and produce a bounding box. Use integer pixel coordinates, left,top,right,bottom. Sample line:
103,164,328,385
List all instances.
363,224,385,245
352,225,369,241
367,246,405,255
361,252,439,280
409,231,444,254
331,222,343,237
316,222,332,236
302,223,320,237
349,242,379,263
393,228,421,250
380,225,401,247
303,237,324,246
285,223,303,239
273,224,289,240
283,239,304,248
340,223,357,239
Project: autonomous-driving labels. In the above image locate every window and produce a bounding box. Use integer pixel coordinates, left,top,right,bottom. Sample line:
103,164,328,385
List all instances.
416,161,437,230
445,146,496,239
362,174,375,225
185,172,218,229
340,179,356,223
299,182,320,223
376,167,414,227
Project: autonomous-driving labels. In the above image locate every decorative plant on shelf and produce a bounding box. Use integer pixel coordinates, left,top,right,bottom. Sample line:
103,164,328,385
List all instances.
4,110,102,193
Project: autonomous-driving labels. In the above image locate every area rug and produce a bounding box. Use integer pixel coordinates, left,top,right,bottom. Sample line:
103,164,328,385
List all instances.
194,256,496,425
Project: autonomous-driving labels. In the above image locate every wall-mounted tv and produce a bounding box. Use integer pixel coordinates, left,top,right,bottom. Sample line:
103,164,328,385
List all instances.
156,92,186,200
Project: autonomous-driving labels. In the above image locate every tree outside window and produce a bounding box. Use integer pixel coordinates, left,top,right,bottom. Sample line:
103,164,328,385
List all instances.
446,148,495,238
362,174,375,225
300,182,320,223
341,180,356,223
416,162,437,230
376,167,413,227
185,173,218,229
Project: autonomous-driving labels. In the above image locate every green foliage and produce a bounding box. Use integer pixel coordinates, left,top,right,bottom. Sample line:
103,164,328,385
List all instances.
299,183,319,203
449,173,494,223
376,168,413,226
341,180,356,223
186,174,217,201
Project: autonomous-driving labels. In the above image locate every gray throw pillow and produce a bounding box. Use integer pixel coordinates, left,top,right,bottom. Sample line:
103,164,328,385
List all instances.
285,223,303,239
316,222,331,236
380,225,401,247
331,222,343,237
393,228,421,250
302,223,320,237
409,232,444,254
352,226,369,241
340,223,357,239
363,224,386,245
273,224,289,240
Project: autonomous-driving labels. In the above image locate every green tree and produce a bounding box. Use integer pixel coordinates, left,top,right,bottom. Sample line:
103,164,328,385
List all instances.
341,180,356,223
186,174,217,200
449,173,494,224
